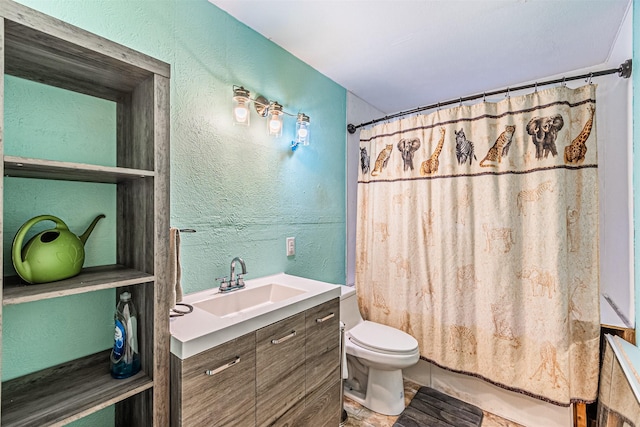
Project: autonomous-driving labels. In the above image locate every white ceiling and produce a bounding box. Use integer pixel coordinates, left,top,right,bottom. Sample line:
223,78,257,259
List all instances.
209,0,631,115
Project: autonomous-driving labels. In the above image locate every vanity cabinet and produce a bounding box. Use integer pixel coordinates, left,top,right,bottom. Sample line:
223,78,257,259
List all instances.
170,298,340,427
170,332,256,427
301,298,341,426
256,312,306,426
0,0,170,425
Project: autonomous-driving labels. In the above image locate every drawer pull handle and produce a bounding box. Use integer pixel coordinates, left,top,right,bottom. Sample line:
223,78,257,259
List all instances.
316,312,335,323
204,356,240,376
271,330,297,344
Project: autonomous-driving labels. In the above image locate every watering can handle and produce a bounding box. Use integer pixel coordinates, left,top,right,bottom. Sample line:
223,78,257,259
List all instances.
12,215,69,263
12,215,69,283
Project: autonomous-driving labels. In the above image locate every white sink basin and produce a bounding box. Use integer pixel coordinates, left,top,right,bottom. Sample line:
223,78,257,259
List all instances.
194,283,306,317
170,273,342,359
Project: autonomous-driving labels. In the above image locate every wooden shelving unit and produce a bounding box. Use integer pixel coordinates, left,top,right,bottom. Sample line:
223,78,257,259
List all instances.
0,0,171,425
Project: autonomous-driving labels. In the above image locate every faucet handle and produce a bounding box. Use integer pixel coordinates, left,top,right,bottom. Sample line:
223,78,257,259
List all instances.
236,274,246,287
215,276,229,289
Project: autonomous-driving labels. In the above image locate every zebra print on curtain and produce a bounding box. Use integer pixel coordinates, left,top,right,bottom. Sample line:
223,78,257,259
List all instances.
355,84,599,406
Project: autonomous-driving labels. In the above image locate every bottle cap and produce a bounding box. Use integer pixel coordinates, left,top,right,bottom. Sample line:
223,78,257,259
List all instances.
120,292,131,301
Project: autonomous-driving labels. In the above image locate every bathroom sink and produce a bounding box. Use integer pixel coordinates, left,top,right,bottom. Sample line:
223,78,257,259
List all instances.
193,283,307,318
171,273,342,359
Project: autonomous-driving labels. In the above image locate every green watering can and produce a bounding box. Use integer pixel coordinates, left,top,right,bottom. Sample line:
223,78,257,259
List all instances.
12,214,105,284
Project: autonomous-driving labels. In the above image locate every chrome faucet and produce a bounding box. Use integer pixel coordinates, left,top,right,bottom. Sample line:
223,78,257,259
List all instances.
216,257,247,293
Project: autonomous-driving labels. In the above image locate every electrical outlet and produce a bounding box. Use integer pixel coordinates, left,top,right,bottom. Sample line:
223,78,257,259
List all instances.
286,237,295,256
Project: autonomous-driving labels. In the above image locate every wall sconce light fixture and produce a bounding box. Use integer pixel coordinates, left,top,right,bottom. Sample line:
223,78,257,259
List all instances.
292,113,310,151
232,86,251,126
232,85,311,151
268,102,283,137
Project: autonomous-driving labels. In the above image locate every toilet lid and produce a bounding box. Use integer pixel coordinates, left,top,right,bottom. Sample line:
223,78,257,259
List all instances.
349,321,418,354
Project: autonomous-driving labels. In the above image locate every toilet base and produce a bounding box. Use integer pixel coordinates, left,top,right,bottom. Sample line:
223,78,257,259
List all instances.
344,367,405,416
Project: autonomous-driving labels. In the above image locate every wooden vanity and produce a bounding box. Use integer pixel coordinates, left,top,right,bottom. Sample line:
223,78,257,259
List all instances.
169,274,342,426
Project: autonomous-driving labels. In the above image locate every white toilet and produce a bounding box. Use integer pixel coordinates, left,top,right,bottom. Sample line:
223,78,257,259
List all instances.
340,285,420,416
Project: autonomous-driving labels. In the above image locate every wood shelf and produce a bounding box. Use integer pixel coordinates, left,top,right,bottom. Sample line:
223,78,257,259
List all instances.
3,265,154,305
1,0,170,102
4,156,154,183
1,350,153,427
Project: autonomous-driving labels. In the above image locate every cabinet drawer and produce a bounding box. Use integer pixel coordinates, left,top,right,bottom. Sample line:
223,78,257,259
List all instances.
256,312,306,427
305,298,340,396
171,332,256,427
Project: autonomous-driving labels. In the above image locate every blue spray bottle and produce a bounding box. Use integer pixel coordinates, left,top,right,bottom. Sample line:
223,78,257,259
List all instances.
110,291,141,379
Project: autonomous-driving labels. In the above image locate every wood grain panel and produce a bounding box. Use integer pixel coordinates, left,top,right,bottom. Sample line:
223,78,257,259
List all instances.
256,313,306,427
151,74,171,427
305,298,340,398
298,380,341,427
3,264,153,305
4,155,153,183
266,397,306,427
171,333,256,427
0,1,169,76
1,350,152,427
0,0,170,102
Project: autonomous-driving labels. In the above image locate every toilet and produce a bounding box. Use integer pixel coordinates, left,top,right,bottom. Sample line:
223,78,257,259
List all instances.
340,285,420,416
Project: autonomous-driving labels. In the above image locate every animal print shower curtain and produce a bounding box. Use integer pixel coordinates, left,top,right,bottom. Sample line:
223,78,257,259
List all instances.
355,84,599,405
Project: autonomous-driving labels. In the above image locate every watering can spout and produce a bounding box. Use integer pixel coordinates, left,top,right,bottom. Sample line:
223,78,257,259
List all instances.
79,214,106,245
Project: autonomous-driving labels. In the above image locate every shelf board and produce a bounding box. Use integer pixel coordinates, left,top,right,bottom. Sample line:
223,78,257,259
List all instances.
3,265,154,305
1,350,153,427
1,0,170,102
4,156,154,183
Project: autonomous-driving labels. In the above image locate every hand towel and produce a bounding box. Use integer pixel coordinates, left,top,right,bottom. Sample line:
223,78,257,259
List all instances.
169,227,184,307
340,321,349,379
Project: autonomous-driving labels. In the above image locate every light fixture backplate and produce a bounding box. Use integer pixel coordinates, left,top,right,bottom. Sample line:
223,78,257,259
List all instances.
254,95,269,117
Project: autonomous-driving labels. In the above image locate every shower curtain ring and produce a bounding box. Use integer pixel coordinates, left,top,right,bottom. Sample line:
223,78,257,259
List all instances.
562,76,566,87
506,87,510,98
437,102,441,110
459,97,462,107
587,72,593,84
534,82,538,93
483,92,486,102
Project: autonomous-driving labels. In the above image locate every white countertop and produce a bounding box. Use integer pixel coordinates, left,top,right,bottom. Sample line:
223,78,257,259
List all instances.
170,273,342,359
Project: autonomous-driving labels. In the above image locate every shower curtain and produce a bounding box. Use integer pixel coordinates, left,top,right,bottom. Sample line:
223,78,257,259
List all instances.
355,84,599,405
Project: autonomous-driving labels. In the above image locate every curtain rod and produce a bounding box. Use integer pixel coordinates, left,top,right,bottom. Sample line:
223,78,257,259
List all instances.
347,59,632,134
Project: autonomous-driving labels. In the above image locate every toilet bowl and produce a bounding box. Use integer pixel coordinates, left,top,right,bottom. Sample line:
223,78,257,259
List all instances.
340,285,420,416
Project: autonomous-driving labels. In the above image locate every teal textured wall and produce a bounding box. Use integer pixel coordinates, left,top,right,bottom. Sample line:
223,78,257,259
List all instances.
3,0,346,425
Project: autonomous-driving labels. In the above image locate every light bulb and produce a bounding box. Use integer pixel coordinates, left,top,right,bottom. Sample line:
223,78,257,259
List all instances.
267,102,283,137
269,117,282,133
234,105,248,123
232,86,251,126
295,113,310,146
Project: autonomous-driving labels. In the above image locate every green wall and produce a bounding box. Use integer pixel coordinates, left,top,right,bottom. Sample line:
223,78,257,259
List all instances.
3,1,346,425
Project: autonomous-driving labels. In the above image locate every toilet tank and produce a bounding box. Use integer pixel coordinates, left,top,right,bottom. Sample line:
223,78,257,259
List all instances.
340,285,363,331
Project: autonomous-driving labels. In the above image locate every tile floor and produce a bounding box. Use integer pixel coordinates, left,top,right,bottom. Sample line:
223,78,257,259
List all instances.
342,379,526,427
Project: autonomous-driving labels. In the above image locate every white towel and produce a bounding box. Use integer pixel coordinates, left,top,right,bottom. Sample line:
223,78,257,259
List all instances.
340,321,349,379
169,228,184,307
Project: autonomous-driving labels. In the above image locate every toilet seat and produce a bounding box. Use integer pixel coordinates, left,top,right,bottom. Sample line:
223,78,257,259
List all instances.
348,321,418,355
